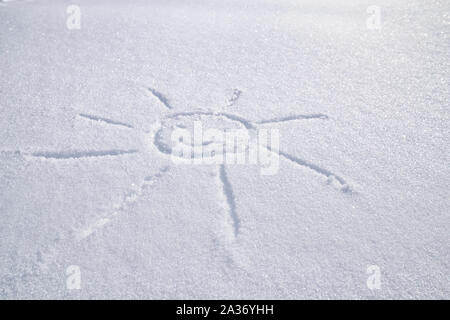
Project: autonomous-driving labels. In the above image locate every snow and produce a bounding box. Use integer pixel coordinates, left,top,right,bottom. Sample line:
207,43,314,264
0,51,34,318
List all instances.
0,0,449,299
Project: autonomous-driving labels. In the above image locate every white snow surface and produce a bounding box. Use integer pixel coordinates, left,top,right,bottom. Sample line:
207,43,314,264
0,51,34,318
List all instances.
0,0,449,299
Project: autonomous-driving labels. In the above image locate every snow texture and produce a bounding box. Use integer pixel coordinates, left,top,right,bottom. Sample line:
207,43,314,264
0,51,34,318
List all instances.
0,0,449,299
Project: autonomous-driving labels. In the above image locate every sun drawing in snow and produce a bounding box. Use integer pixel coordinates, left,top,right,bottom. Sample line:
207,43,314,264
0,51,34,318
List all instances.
24,85,352,242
